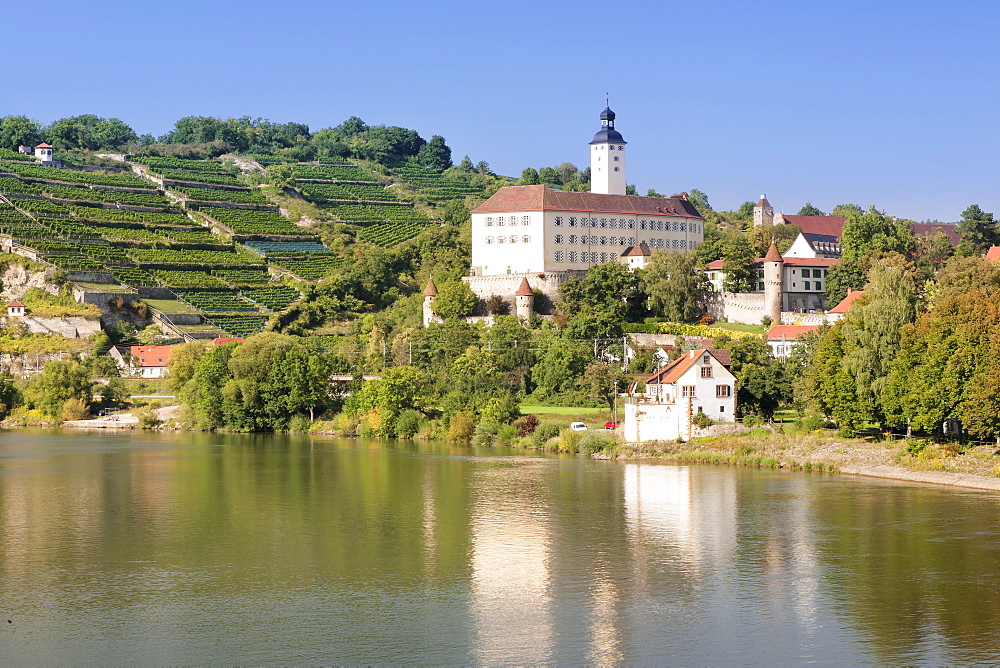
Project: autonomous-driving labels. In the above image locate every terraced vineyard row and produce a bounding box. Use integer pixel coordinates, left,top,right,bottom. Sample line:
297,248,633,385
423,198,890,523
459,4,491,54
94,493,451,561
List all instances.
157,169,243,186
319,202,428,223
268,255,346,280
297,182,401,202
151,270,230,288
128,248,259,266
205,315,268,338
356,220,435,246
1,179,172,208
178,290,259,312
1,162,155,189
293,165,378,181
131,156,231,173
213,269,272,285
244,240,330,255
0,148,36,162
242,286,300,310
198,206,311,236
66,206,197,226
175,186,271,205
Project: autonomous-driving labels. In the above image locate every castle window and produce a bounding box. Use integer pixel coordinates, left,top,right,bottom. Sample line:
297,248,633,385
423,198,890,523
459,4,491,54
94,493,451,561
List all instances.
609,218,617,227
680,222,686,232
613,167,620,172
627,220,635,229
679,240,687,249
522,216,530,225
568,251,578,262
497,236,506,244
619,237,626,245
554,216,563,226
600,236,608,245
509,235,518,243
579,217,589,228
618,145,624,151
497,216,505,226
628,237,635,245
522,235,531,244
554,251,564,262
600,218,608,228
591,252,599,262
568,235,577,244
613,155,619,161
555,234,564,244
600,252,608,262
640,220,647,230
568,217,577,227
485,236,494,244
485,217,494,226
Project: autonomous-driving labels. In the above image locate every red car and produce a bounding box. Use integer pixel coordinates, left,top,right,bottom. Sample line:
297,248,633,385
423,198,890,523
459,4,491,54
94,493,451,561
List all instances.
604,420,620,430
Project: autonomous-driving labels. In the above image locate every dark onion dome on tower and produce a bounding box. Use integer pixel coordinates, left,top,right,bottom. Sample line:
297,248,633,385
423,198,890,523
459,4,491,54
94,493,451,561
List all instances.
590,106,627,145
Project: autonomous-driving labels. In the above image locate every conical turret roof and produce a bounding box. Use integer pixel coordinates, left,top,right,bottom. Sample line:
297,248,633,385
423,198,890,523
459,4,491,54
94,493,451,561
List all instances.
516,278,534,296
763,242,784,263
422,277,439,296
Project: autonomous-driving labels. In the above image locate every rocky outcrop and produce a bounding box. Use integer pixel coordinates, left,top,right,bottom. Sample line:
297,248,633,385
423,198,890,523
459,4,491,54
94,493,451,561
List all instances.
1,261,60,301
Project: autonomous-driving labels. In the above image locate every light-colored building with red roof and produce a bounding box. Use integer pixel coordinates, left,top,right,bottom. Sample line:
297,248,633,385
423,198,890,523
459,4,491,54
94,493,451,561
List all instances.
7,301,25,317
623,349,736,443
126,345,175,378
986,246,1000,262
766,324,820,358
826,289,866,321
705,252,839,313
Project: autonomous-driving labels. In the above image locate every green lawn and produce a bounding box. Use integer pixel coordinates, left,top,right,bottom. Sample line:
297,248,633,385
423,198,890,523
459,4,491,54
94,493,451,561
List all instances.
144,298,199,315
710,322,767,334
520,404,605,415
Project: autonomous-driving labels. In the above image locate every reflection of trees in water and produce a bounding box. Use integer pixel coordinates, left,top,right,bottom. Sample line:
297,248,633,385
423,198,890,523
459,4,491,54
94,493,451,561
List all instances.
809,482,1000,663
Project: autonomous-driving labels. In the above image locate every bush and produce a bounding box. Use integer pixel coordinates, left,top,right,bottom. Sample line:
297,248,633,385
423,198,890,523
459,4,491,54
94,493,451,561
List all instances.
579,430,616,455
287,414,311,433
515,414,539,437
59,397,89,422
395,409,423,439
558,427,583,452
135,406,163,429
692,412,713,429
495,423,519,445
531,420,562,448
474,421,499,446
448,412,476,441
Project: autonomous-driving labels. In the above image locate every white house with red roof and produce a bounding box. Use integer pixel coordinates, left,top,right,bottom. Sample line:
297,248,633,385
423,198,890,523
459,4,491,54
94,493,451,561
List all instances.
825,289,866,322
465,108,703,302
705,246,838,314
623,348,736,443
111,337,244,377
766,324,820,359
7,301,25,317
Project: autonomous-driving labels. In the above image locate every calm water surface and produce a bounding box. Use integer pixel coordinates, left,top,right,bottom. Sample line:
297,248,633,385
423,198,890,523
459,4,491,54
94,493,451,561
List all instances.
1,429,999,664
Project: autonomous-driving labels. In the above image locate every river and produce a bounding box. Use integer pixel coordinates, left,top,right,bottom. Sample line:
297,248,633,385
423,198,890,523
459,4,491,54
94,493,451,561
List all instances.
1,429,999,664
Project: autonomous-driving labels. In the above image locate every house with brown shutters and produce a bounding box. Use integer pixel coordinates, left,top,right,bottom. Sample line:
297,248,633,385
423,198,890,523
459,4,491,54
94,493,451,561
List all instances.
622,348,736,443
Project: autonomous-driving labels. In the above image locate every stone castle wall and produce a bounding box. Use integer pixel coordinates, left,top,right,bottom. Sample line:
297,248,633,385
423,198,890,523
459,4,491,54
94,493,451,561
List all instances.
703,292,770,325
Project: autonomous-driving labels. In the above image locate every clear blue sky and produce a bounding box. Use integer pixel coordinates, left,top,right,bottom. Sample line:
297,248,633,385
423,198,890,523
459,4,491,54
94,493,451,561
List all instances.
7,0,998,222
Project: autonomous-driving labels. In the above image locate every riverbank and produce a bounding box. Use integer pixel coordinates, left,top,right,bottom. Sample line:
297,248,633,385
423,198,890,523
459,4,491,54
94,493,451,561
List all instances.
610,428,1000,492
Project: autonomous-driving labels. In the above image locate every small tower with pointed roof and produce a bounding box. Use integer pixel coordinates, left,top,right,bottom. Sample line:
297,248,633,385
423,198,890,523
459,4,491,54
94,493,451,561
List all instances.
422,277,439,328
589,103,627,196
763,242,784,323
514,278,534,321
34,143,54,166
754,194,774,227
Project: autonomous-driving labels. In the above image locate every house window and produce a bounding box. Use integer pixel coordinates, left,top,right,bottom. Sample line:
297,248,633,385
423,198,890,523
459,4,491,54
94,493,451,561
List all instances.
815,282,823,291
720,406,726,413
703,354,711,364
682,386,696,398
701,366,713,378
716,385,731,398
804,281,811,290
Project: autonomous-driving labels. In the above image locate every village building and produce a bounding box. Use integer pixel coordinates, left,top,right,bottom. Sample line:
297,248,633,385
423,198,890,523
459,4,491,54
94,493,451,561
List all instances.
623,348,736,443
825,289,865,322
463,107,704,308
766,324,820,359
111,337,244,378
986,246,1000,262
7,301,25,318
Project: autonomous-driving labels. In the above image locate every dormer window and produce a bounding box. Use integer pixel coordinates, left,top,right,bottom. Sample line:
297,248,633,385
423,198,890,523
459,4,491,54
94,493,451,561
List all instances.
703,354,710,364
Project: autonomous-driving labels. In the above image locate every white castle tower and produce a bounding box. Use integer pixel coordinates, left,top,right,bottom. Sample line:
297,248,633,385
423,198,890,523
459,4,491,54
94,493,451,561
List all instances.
589,105,627,195
753,194,774,227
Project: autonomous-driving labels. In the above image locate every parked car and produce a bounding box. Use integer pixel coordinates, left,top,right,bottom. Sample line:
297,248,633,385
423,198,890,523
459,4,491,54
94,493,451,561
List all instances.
570,422,588,431
604,420,620,430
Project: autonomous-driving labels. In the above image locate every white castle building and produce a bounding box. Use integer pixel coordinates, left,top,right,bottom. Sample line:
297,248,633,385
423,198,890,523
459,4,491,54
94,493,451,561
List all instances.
463,107,704,312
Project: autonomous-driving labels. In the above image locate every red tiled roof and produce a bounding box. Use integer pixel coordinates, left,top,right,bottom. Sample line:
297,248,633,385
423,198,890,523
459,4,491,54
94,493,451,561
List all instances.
645,349,729,385
766,324,820,341
213,337,244,345
780,215,847,238
828,290,866,314
516,278,533,296
472,185,703,219
623,242,651,257
912,223,960,246
7,301,25,308
35,143,53,148
129,345,174,367
986,246,1000,262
